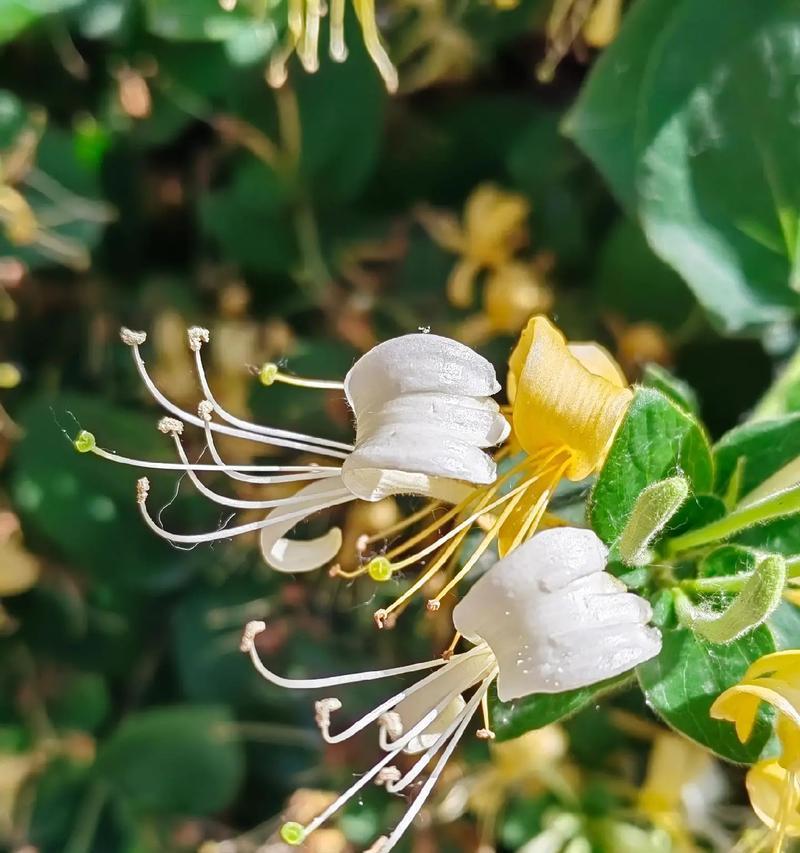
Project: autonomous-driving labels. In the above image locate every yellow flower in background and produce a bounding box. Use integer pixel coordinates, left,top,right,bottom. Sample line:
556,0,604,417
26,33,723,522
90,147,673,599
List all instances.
538,0,623,82
419,184,531,308
508,315,631,481
711,651,800,850
265,0,398,92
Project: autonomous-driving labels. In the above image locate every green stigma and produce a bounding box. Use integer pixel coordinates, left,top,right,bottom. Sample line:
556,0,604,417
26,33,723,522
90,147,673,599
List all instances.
259,362,278,386
73,430,96,453
279,821,305,846
367,556,393,582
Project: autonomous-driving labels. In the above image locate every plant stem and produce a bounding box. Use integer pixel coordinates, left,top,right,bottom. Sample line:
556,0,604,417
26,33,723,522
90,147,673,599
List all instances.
666,484,800,555
64,782,108,853
681,555,800,594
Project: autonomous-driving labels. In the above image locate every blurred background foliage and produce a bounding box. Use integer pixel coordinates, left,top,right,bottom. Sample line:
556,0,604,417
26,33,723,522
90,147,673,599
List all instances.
1,0,799,850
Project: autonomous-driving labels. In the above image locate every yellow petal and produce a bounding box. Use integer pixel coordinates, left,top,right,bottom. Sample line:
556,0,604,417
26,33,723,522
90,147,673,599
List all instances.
0,539,39,597
711,680,800,743
567,342,628,388
746,650,800,682
639,732,711,815
447,258,479,308
463,184,529,266
417,206,466,254
582,0,623,47
746,759,800,837
508,316,632,481
484,264,553,334
710,685,763,744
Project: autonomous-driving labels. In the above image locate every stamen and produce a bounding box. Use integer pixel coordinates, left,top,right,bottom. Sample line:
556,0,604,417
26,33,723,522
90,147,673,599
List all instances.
329,0,348,61
364,500,443,547
287,0,304,41
476,689,495,741
299,0,321,72
377,671,498,853
442,632,461,661
241,620,448,689
73,429,96,453
167,429,348,510
279,821,305,846
375,767,401,787
189,334,351,451
136,480,353,545
352,0,399,93
367,556,393,582
259,362,345,390
119,330,349,459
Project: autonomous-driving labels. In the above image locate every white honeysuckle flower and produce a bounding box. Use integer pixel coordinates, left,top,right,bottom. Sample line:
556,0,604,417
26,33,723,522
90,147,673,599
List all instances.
77,326,507,574
240,526,661,853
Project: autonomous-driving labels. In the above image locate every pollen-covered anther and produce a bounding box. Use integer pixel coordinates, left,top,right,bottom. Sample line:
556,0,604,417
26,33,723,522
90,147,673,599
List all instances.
367,556,393,582
314,698,342,732
187,326,210,351
197,400,213,421
240,619,266,653
373,608,396,630
279,821,305,846
378,711,403,740
136,477,150,504
375,767,401,787
476,728,496,741
259,362,279,386
426,599,441,612
157,417,183,435
73,429,96,453
120,327,146,346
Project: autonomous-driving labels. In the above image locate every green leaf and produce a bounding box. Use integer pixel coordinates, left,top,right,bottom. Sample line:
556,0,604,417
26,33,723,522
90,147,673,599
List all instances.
714,412,800,499
637,624,775,763
96,706,244,815
590,387,713,545
698,544,758,578
489,675,628,742
0,0,83,42
753,344,800,420
144,0,261,41
641,363,698,415
565,0,800,333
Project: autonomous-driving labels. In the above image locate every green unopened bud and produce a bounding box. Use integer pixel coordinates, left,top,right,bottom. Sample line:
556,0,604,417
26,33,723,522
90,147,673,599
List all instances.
73,430,96,453
367,556,393,582
259,362,278,386
280,821,305,846
618,475,689,566
675,553,786,644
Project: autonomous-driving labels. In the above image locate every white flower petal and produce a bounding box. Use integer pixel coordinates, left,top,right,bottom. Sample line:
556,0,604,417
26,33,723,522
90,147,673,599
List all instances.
259,478,345,573
345,333,501,417
453,527,661,699
342,424,497,501
356,392,510,448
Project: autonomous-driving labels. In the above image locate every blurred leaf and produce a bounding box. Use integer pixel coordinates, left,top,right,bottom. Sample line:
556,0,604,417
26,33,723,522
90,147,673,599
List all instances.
566,0,800,333
590,388,714,545
637,624,774,763
489,675,628,742
97,706,244,815
0,0,83,42
714,412,800,499
51,672,110,731
144,0,262,41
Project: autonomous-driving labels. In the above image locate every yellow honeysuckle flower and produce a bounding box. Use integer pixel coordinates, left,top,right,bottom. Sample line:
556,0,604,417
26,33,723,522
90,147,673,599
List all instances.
266,0,398,92
508,315,632,482
419,184,530,309
710,650,800,850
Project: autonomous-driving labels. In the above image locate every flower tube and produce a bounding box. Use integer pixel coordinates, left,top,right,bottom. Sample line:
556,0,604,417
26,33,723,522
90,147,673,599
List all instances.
78,327,508,574
241,527,660,852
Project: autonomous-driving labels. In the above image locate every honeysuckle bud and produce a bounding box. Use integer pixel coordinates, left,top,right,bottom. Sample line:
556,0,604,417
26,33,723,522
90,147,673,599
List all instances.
240,527,660,853
675,554,786,644
84,328,507,575
618,475,689,566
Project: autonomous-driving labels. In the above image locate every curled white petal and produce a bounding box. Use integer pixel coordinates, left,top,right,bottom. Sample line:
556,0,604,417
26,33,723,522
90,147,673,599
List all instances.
259,477,347,573
345,333,501,416
453,527,661,700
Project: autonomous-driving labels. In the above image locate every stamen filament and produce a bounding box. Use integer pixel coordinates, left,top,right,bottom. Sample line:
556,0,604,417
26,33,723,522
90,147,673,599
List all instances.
260,361,345,390
126,339,349,459
169,432,346,510
136,479,353,545
329,0,348,60
192,346,352,451
241,620,448,689
378,671,497,853
364,500,443,547
351,0,399,93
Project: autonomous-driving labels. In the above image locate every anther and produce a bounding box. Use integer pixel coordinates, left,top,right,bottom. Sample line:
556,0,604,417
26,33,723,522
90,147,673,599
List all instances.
240,619,266,653
197,400,213,421
375,766,401,786
373,608,390,629
136,477,150,504
187,326,210,351
378,711,403,740
314,698,342,731
426,599,441,612
367,556,393,583
120,327,146,346
259,362,279,386
356,534,369,554
279,821,305,846
476,728,496,741
73,430,96,453
328,563,342,577
157,417,183,435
